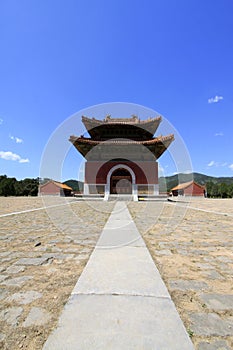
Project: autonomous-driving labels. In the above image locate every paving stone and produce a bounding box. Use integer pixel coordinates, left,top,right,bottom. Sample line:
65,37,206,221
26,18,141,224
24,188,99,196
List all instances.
23,307,51,327
155,249,173,256
200,294,233,310
218,263,232,273
197,339,230,350
0,275,8,282
75,254,89,261
216,256,233,263
189,312,233,336
83,240,97,246
0,288,8,300
1,257,12,262
15,257,51,266
64,248,77,253
0,307,23,326
48,239,62,244
196,263,214,270
42,253,74,260
82,247,92,252
43,294,194,350
24,237,37,243
201,270,224,280
6,265,25,274
158,242,169,248
190,249,208,256
0,332,6,341
176,249,190,256
63,238,72,243
0,252,10,258
203,257,215,263
9,252,24,259
73,239,84,244
53,253,74,260
1,275,32,287
50,247,62,252
46,267,57,275
169,280,209,291
7,291,42,304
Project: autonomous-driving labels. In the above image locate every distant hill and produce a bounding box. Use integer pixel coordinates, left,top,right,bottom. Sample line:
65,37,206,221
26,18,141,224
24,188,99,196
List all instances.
159,172,233,192
63,179,84,192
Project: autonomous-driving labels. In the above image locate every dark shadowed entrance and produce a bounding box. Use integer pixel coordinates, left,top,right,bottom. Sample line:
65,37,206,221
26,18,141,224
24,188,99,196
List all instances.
110,168,132,194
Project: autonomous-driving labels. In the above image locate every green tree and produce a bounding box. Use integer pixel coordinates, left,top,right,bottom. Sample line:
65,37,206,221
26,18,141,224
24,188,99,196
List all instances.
0,176,39,196
228,184,233,198
0,176,16,196
206,181,213,197
218,183,228,198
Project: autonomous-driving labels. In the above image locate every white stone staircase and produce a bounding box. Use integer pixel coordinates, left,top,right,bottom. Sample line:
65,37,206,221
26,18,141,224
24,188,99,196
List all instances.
107,194,136,201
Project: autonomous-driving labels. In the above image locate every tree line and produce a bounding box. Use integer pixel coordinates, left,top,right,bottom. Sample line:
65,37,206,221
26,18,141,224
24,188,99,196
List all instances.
206,181,233,198
1,175,233,198
0,175,39,196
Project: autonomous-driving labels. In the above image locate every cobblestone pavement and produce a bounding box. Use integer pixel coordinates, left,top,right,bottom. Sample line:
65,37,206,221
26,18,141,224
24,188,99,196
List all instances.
128,198,233,350
0,198,114,350
0,197,52,215
1,197,232,350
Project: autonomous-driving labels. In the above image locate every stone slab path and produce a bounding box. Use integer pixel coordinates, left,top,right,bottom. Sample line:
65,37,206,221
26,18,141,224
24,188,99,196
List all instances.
43,202,194,350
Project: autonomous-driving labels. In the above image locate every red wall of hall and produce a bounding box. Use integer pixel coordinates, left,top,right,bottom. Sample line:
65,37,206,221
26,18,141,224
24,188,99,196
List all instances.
85,161,158,185
184,183,205,196
39,182,60,195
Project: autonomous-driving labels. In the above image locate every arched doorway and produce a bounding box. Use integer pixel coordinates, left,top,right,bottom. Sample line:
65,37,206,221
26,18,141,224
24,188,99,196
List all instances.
110,168,132,194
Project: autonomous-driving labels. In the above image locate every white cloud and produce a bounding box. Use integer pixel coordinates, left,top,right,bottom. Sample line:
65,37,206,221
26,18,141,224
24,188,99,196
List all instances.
208,160,229,168
9,135,23,143
0,151,29,163
0,151,20,161
229,164,233,171
208,160,215,167
0,118,3,125
214,132,224,136
208,95,223,104
19,158,29,163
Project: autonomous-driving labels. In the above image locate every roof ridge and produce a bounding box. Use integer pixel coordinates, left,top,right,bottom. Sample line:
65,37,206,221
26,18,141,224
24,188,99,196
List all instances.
82,115,162,125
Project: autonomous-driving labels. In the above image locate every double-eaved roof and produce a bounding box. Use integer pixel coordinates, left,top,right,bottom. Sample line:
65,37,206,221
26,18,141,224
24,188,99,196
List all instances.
70,115,174,161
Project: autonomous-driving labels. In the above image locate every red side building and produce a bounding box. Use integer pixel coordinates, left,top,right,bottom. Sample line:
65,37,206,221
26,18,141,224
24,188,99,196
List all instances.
70,115,174,200
39,180,72,196
171,181,206,197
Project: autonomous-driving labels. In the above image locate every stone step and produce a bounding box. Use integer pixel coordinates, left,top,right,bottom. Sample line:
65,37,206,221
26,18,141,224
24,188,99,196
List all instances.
108,194,135,201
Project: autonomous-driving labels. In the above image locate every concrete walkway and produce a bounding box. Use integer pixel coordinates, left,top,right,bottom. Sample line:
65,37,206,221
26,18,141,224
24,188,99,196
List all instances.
43,202,194,350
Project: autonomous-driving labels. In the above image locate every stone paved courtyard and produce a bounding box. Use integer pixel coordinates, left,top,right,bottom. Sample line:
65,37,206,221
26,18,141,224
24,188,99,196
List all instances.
129,198,233,350
0,197,232,349
0,198,114,349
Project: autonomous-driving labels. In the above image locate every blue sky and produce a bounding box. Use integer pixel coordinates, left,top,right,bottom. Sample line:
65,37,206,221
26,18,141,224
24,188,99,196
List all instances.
0,0,233,181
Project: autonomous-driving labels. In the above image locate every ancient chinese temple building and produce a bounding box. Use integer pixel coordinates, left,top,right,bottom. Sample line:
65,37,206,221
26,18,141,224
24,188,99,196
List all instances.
69,115,174,200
